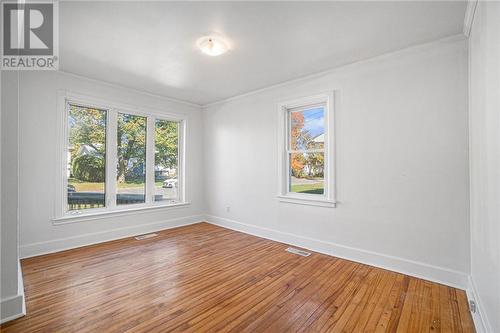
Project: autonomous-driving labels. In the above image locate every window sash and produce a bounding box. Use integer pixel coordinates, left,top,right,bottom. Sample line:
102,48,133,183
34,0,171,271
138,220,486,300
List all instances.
285,106,327,198
153,118,182,203
116,112,148,206
285,156,327,199
286,105,326,150
66,103,108,211
59,94,185,218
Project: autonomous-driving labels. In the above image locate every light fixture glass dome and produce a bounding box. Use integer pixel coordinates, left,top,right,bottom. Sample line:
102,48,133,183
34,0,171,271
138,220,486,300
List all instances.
197,36,229,56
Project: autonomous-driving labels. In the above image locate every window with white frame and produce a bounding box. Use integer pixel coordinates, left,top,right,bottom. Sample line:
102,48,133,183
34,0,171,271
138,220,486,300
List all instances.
278,93,335,207
60,95,186,219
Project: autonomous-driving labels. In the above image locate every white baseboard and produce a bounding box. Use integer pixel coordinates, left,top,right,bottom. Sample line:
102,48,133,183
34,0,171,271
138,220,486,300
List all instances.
20,214,204,258
206,215,469,290
1,261,26,324
466,276,492,333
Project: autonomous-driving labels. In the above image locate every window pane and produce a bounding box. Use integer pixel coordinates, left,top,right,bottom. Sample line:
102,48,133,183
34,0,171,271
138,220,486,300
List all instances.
290,106,325,150
289,152,324,195
154,119,179,202
117,113,147,205
67,104,106,211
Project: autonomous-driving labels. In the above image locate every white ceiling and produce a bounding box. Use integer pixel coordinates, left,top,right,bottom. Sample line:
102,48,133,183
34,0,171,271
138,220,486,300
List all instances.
60,1,467,105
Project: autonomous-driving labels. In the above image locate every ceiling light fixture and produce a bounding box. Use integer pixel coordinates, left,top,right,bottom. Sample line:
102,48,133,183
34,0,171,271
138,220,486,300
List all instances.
197,36,229,56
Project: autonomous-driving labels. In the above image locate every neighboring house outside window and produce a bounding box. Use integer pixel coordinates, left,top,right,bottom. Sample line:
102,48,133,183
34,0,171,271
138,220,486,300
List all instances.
56,93,187,222
277,92,336,207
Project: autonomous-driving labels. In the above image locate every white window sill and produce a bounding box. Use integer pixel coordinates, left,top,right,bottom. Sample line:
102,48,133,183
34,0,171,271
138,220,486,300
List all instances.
277,195,336,208
52,202,190,225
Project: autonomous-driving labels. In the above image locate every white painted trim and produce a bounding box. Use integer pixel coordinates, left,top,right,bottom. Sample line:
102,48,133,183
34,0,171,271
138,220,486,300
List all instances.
61,90,188,122
58,36,466,109
206,215,469,290
106,109,118,209
57,70,201,108
59,36,466,108
56,90,188,220
466,276,492,333
0,63,24,326
146,116,155,204
277,92,336,206
276,195,336,208
465,2,492,332
0,261,25,324
178,118,188,204
463,0,478,37
52,202,191,225
202,34,466,108
0,295,24,324
20,214,204,259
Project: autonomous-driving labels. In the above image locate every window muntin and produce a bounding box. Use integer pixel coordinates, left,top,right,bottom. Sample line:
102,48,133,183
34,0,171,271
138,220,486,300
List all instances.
154,119,180,202
116,113,147,205
287,105,326,196
67,104,107,211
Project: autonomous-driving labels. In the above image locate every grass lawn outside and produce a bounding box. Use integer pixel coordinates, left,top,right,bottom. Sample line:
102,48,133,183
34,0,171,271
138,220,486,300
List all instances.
68,178,163,192
290,182,324,194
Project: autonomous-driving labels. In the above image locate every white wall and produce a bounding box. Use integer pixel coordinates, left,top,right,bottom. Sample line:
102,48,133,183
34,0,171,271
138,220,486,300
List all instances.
1,72,25,322
7,71,205,258
0,30,478,326
469,2,500,332
203,37,470,287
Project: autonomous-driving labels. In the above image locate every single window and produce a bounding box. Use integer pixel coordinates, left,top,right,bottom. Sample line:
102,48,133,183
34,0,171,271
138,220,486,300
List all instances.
154,119,180,202
278,93,335,207
288,106,325,195
116,113,147,205
67,104,107,211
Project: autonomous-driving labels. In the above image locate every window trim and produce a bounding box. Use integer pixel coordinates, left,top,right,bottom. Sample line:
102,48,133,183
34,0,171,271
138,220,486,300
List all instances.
277,92,336,207
55,91,188,222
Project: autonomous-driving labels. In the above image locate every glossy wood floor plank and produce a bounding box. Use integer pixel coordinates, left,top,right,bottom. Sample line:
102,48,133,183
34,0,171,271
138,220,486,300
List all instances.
1,222,475,333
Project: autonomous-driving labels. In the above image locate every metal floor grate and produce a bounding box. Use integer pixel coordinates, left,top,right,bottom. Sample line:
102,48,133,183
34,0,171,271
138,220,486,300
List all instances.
135,233,158,240
286,247,311,257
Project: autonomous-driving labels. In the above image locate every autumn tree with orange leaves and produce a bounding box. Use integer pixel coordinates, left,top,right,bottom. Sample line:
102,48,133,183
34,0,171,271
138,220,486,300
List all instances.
290,111,325,178
290,112,310,177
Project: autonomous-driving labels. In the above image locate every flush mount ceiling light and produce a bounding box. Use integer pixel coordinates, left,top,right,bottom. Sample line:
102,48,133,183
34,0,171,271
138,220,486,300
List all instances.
197,36,229,56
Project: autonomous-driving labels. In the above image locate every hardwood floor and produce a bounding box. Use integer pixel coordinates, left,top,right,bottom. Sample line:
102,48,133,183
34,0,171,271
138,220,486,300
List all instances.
1,222,475,332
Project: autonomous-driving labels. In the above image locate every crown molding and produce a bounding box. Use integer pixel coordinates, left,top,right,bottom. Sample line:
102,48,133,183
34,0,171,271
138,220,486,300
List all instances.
202,34,466,109
463,0,478,37
56,70,202,109
57,30,471,110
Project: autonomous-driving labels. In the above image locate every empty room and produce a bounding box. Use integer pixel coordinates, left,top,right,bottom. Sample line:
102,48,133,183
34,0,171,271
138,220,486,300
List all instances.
1,1,499,332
